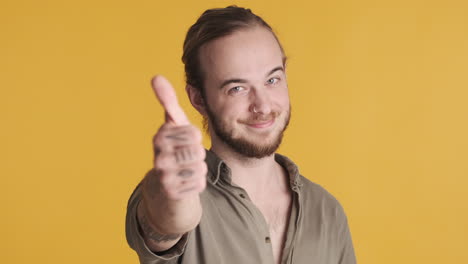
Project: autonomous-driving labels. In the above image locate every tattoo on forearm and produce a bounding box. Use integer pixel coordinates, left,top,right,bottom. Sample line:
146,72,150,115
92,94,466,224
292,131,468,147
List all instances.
178,169,194,178
165,131,188,141
138,208,181,242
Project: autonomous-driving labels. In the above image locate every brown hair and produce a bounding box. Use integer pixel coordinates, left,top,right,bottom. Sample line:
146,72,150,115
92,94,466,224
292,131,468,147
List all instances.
182,5,285,96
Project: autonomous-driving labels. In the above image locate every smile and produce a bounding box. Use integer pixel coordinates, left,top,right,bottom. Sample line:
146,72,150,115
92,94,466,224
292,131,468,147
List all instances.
246,119,275,129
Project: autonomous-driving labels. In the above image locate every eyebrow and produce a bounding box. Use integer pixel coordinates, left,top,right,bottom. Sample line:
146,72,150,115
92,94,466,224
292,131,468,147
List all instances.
219,66,285,89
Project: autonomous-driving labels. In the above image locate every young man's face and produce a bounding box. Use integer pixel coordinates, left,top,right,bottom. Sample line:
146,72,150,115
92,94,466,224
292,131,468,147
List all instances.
199,26,290,158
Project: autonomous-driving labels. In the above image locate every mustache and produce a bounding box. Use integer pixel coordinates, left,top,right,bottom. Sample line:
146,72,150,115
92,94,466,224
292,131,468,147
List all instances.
241,112,279,123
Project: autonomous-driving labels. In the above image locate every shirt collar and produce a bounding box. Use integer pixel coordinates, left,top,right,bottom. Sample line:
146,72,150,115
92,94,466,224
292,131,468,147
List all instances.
204,149,303,191
205,149,227,185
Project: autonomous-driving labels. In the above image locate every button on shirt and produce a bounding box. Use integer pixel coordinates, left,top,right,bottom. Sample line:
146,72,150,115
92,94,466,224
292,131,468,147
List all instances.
126,151,356,264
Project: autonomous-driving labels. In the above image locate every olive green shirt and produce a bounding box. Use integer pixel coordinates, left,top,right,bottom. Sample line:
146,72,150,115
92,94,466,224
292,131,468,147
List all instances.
126,151,356,264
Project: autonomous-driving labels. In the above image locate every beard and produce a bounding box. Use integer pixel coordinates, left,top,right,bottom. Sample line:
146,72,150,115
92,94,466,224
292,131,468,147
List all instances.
204,105,291,159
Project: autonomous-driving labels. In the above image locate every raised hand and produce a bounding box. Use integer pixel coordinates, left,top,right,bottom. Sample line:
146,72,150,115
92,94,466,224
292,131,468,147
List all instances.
147,75,207,200
138,75,206,251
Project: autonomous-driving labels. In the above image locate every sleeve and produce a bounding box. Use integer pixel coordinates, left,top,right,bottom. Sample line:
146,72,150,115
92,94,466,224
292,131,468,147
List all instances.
338,210,356,264
125,183,189,264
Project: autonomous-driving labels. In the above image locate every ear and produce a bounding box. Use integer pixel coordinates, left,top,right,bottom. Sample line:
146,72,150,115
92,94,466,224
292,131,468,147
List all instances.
186,84,207,116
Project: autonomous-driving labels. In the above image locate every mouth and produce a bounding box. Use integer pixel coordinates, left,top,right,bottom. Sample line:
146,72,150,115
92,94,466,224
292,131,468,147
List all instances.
246,118,275,129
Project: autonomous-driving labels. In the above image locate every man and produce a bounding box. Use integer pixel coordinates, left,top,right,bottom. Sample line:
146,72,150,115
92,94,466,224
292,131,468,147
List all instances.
126,6,356,264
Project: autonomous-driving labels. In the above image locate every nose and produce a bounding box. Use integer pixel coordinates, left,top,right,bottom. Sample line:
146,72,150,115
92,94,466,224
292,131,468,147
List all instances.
250,89,272,115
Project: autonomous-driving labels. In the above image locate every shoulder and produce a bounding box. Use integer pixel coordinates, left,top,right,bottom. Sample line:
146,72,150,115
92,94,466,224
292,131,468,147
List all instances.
298,175,348,220
299,176,336,201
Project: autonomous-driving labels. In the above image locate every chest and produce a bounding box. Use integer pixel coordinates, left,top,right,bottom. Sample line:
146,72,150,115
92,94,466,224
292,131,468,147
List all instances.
258,199,291,234
252,191,293,262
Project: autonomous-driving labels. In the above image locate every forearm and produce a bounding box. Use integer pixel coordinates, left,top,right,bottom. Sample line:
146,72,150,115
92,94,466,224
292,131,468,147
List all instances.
137,186,202,252
137,200,182,252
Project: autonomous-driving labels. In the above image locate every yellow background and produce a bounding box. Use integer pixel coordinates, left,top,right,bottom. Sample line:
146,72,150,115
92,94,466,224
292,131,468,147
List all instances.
2,0,467,263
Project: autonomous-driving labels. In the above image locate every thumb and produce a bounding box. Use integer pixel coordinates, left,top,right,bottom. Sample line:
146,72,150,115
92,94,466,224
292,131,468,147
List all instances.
151,75,190,126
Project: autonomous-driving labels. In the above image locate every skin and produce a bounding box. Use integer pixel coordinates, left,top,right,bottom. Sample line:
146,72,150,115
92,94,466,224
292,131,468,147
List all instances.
196,26,290,159
140,26,292,263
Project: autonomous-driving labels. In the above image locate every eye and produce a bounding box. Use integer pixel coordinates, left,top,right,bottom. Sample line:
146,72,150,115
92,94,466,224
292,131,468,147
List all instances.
227,86,245,95
266,77,279,85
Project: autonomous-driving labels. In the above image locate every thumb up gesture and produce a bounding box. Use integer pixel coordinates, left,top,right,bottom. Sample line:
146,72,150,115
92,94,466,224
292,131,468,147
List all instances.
146,75,207,200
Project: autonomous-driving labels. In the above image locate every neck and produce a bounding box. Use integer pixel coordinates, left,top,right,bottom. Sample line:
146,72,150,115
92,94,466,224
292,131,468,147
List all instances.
210,137,286,195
